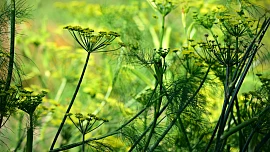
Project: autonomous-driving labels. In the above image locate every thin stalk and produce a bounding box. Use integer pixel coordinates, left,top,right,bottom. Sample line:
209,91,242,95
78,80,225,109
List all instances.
14,134,26,152
5,0,15,91
0,115,10,128
204,118,220,152
14,113,24,151
242,107,270,152
221,18,269,146
242,129,256,152
0,116,3,129
215,62,233,151
178,118,192,152
129,94,172,151
235,97,244,149
82,133,85,152
50,84,173,152
219,110,234,151
0,0,15,131
254,131,270,151
143,80,163,151
221,117,257,140
50,131,118,152
159,15,165,49
143,14,166,151
234,36,244,150
206,18,270,151
26,113,34,152
205,48,245,151
129,118,155,152
215,65,230,151
50,52,91,150
149,65,211,151
50,98,152,151
235,36,239,66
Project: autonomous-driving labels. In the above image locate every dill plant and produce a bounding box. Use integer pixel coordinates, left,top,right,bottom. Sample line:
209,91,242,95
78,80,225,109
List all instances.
0,0,30,128
66,113,110,151
0,0,16,129
193,1,270,151
50,25,123,150
1,0,270,151
0,1,47,151
51,0,269,151
118,0,213,151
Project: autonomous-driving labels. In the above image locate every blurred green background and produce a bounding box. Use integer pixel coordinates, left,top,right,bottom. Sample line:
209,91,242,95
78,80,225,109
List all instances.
1,0,270,151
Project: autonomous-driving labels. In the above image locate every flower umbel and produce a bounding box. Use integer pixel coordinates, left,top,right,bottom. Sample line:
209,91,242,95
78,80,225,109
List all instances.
66,113,109,134
63,25,121,52
17,90,47,115
148,0,177,16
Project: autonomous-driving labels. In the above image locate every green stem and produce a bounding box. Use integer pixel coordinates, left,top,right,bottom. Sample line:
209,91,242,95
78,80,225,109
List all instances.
143,14,166,151
143,80,163,151
235,98,244,150
50,52,91,150
14,113,24,151
235,36,244,150
242,129,256,152
220,117,258,140
177,118,192,152
82,133,85,152
130,95,169,151
206,19,270,151
149,65,211,151
26,113,34,152
50,89,153,151
50,131,118,152
213,18,270,152
254,131,270,151
51,84,171,152
0,116,3,129
5,0,15,91
159,15,165,49
0,0,16,131
215,53,233,151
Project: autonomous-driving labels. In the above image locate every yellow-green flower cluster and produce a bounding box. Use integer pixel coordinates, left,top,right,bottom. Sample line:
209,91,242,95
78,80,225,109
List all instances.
66,112,109,135
68,113,109,122
17,90,47,115
149,0,177,16
193,12,216,29
217,13,256,37
63,25,122,52
155,48,169,58
0,81,19,116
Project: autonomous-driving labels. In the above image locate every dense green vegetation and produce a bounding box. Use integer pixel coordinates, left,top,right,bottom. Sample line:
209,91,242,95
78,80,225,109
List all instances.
1,0,270,151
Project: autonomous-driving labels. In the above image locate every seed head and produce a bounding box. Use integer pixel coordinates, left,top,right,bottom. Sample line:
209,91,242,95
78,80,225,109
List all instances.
63,25,122,52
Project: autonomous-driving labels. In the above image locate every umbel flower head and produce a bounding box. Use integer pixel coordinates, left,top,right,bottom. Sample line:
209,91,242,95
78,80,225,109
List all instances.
149,0,177,16
63,25,122,52
66,113,109,135
17,90,47,115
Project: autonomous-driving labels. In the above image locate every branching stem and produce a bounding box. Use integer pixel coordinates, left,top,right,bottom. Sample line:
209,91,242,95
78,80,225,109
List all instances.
50,52,91,150
149,65,211,151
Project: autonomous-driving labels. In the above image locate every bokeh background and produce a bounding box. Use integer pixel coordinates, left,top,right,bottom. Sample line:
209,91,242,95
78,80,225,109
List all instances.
1,0,270,151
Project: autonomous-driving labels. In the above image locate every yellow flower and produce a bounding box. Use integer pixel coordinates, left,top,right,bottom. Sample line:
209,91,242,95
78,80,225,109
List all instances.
64,25,122,52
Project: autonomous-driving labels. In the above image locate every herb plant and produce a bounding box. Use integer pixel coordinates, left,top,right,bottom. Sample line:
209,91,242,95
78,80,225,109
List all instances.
1,0,270,152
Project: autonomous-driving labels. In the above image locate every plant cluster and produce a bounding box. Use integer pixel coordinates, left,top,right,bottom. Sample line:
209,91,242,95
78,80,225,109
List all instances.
1,0,270,152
